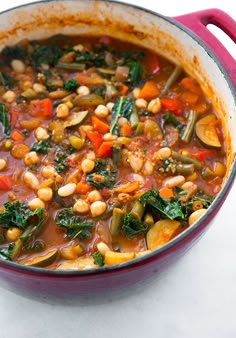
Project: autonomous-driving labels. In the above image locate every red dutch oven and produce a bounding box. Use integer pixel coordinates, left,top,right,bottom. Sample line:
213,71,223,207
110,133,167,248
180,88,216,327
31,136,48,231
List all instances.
0,0,235,299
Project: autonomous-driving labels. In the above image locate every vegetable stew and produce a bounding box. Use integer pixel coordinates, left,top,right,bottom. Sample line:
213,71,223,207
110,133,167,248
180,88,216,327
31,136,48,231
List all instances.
0,35,226,270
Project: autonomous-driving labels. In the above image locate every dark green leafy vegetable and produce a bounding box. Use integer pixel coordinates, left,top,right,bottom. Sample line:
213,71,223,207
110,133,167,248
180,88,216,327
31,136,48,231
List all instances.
86,159,117,189
0,242,16,260
92,247,104,267
161,112,182,131
110,97,134,135
0,72,13,88
54,146,73,173
122,213,150,239
126,61,144,88
0,103,11,136
30,44,62,69
139,190,184,220
31,140,50,154
55,208,93,239
63,79,79,91
117,50,145,63
1,45,27,63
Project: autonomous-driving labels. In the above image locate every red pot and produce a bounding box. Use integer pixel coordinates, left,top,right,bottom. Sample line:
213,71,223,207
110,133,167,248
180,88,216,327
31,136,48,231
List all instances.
0,1,235,299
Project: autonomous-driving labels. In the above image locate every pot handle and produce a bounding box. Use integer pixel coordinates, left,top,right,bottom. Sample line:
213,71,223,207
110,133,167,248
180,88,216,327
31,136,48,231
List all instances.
173,9,236,87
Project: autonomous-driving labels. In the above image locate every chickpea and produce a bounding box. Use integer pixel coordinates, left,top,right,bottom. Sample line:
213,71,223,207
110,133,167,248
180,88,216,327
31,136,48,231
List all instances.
33,83,47,93
81,159,95,173
41,165,57,178
6,227,23,242
97,242,110,257
35,127,50,140
11,59,25,73
147,98,161,114
2,90,16,103
106,102,114,112
73,199,90,214
28,198,45,210
77,85,90,96
135,98,147,109
143,160,154,176
189,209,207,226
37,187,53,202
90,201,107,217
87,190,102,203
0,158,7,171
94,105,109,118
56,103,70,118
86,151,96,161
23,171,39,190
58,183,76,197
103,133,118,141
24,151,40,166
118,117,128,127
132,87,140,99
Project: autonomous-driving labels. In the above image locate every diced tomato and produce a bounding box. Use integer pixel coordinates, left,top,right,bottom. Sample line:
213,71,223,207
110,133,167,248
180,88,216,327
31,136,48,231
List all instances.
160,98,183,116
97,141,113,158
0,175,12,191
139,80,160,100
86,131,103,151
146,53,160,75
30,98,52,118
192,150,216,161
91,116,110,134
10,111,19,128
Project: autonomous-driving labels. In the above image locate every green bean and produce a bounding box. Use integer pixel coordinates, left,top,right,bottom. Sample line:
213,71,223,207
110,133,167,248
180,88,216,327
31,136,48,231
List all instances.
56,62,86,71
176,163,195,176
110,208,125,236
172,151,202,170
160,65,183,96
112,142,122,166
97,68,116,75
135,122,144,135
130,201,145,221
202,166,215,179
144,213,154,226
181,110,198,143
130,108,139,128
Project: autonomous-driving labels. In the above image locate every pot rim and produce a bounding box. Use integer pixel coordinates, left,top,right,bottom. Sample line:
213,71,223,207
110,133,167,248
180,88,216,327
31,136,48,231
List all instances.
0,0,235,277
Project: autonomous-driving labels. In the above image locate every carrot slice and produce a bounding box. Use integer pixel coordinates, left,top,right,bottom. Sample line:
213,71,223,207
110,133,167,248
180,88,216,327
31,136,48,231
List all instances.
181,91,199,104
114,181,139,193
91,116,110,134
120,123,132,137
160,98,183,116
0,175,12,191
97,141,113,158
76,182,92,194
30,98,52,118
180,77,202,95
120,84,129,96
139,80,159,100
10,130,24,142
159,187,174,200
86,131,103,150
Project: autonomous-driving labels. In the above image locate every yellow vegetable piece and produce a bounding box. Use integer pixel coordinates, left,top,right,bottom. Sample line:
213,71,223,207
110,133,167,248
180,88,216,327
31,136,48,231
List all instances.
104,251,135,265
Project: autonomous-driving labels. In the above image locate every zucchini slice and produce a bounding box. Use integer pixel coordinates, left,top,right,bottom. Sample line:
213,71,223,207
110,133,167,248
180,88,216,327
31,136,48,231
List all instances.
195,114,221,149
20,249,58,267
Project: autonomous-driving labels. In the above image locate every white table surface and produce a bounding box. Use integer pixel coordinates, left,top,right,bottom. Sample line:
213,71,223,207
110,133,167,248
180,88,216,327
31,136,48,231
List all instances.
0,1,235,337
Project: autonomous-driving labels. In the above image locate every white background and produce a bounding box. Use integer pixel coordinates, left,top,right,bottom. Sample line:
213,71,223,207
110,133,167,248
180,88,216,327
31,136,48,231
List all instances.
0,1,235,338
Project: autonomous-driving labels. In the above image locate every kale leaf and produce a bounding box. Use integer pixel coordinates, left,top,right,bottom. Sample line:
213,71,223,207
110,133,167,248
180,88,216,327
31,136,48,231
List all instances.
30,44,62,69
139,190,185,220
0,72,13,89
126,61,144,88
122,213,150,239
86,159,117,189
55,208,93,240
0,103,11,136
92,247,104,267
160,112,182,131
110,97,134,135
31,140,50,154
54,146,73,173
1,45,28,63
63,79,79,91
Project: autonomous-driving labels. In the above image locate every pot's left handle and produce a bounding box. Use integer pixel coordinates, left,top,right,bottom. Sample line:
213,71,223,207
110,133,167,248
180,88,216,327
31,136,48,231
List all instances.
173,9,236,87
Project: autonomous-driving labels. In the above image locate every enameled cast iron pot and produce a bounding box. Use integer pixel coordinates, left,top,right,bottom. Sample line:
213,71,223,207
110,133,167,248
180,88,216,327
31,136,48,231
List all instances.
0,0,235,298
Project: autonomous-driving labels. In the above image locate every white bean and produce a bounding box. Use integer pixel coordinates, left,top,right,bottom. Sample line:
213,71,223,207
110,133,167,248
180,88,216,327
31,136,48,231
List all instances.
6,227,23,242
11,59,25,73
56,103,69,118
181,181,198,198
24,151,40,166
129,153,144,172
58,183,76,197
81,159,95,173
23,171,39,190
37,187,53,202
147,98,161,114
77,85,90,96
157,147,171,159
135,98,147,109
94,105,109,118
164,175,185,188
73,199,89,214
0,158,7,171
35,127,50,140
106,102,114,112
90,201,107,217
189,209,207,226
2,90,16,103
87,190,102,203
143,160,154,176
28,198,45,210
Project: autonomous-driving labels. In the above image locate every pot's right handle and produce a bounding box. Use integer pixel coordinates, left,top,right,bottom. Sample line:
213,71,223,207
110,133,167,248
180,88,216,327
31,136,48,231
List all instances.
174,9,236,87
